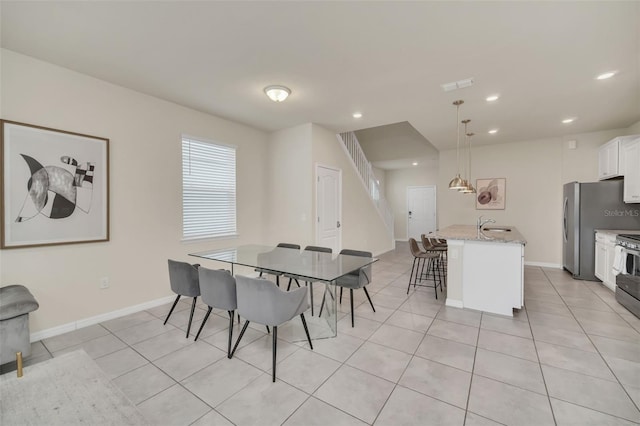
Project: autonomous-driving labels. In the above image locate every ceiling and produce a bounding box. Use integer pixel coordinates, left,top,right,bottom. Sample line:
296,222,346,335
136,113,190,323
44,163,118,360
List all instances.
1,1,639,165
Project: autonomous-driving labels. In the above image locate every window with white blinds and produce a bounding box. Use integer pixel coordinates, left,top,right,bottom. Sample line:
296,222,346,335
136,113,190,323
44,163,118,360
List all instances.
182,136,237,240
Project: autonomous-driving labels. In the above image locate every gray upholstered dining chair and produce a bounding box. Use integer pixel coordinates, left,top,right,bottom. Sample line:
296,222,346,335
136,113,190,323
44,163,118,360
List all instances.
194,267,237,358
256,243,301,286
320,249,375,327
286,245,332,315
166,259,201,338
231,275,313,382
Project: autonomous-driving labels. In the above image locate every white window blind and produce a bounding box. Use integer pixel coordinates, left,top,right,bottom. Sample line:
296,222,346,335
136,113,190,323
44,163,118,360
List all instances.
182,137,237,240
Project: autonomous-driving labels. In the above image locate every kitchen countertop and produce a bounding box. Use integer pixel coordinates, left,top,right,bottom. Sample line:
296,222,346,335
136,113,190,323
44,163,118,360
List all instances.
594,229,640,236
433,225,527,245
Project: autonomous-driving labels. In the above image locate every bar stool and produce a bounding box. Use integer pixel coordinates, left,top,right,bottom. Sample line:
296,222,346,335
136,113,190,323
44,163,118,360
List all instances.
408,238,443,298
421,234,447,287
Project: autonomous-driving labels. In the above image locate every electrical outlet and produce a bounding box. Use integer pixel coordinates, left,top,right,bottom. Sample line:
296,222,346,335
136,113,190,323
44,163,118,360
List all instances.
99,277,109,289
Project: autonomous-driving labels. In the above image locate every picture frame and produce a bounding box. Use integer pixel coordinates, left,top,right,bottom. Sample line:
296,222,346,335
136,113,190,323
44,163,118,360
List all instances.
1,120,109,249
476,178,506,210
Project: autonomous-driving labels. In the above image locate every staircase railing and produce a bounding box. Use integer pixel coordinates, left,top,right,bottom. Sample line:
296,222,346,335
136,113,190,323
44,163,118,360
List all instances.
337,132,394,238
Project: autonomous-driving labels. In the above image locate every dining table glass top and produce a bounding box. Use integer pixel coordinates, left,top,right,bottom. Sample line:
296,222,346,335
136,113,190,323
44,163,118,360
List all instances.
189,244,377,282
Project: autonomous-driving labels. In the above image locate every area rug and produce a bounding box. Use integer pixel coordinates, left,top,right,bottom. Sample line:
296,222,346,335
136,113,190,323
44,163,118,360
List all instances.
0,349,149,425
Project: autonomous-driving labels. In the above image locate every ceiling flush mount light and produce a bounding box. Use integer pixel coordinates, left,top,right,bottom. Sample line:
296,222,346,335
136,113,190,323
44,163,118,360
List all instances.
412,162,418,166
264,85,291,102
441,78,474,92
486,95,499,102
488,129,498,134
353,112,363,118
596,71,617,80
448,100,466,190
562,118,576,124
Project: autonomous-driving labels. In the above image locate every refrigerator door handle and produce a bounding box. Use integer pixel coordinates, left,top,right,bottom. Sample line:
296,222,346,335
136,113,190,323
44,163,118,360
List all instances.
563,197,569,242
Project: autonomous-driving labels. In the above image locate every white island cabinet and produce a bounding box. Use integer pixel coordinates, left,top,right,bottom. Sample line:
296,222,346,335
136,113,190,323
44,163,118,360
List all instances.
433,225,526,317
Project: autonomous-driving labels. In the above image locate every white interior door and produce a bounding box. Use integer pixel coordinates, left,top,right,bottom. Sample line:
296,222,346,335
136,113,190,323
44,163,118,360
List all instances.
316,165,342,253
407,186,436,240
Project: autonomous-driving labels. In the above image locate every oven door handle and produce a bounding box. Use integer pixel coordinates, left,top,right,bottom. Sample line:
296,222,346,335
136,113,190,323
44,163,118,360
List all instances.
622,247,640,257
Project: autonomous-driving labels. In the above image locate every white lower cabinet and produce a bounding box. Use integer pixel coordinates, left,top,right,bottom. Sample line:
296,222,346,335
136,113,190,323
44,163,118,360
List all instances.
594,232,617,291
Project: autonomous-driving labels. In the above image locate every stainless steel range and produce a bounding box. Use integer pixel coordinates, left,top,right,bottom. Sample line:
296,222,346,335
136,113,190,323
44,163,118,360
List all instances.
616,234,640,318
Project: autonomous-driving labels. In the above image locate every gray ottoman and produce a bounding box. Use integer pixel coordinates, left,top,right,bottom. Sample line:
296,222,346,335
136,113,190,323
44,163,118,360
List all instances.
0,285,39,365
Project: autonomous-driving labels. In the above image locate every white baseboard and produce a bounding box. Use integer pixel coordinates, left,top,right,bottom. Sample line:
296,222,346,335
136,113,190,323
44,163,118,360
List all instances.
30,295,176,342
445,299,464,309
524,261,563,269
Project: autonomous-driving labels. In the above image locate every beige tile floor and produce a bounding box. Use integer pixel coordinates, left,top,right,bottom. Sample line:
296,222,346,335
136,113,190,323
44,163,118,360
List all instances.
4,242,640,425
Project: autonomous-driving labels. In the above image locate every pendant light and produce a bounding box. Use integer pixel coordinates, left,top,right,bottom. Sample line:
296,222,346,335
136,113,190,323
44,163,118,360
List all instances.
458,119,471,192
448,100,465,190
462,131,477,194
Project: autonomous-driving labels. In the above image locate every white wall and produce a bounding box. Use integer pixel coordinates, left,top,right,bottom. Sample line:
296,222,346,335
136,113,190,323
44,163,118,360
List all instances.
385,166,439,240
437,127,632,266
265,124,313,246
0,49,269,333
311,125,394,255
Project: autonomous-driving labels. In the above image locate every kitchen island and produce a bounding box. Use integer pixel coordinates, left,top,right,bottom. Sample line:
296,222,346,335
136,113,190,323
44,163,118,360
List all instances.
433,225,527,317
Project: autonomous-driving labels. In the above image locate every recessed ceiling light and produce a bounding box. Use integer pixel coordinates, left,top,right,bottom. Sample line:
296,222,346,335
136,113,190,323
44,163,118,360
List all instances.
264,85,291,102
562,118,576,124
486,95,499,102
488,129,498,134
352,112,363,118
412,162,418,166
596,71,616,80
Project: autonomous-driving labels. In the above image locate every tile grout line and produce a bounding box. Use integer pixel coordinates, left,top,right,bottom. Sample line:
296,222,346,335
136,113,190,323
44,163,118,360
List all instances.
369,279,446,426
541,268,640,420
527,269,558,425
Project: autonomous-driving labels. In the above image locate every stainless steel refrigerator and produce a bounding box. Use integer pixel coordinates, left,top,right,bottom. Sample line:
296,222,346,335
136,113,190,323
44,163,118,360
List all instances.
563,180,640,281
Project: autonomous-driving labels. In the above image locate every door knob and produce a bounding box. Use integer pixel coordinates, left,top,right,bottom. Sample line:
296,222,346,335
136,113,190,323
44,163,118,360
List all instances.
337,221,341,228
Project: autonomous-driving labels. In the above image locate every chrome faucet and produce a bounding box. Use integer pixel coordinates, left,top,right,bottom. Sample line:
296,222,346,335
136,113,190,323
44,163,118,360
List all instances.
477,215,496,231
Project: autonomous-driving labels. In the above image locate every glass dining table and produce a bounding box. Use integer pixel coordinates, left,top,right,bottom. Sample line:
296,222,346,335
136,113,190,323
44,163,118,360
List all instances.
189,244,377,340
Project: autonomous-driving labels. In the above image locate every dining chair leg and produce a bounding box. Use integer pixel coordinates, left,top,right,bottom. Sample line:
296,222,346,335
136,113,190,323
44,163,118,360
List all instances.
310,282,314,316
266,326,270,333
363,287,375,312
350,288,355,327
194,306,212,341
286,278,301,291
272,326,278,383
164,295,181,325
186,297,197,338
318,285,336,318
300,313,313,350
340,287,343,304
227,310,234,358
230,320,250,357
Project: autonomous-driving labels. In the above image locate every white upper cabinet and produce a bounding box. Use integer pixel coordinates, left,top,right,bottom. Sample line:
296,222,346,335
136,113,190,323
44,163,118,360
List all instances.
599,138,620,179
622,137,640,203
598,135,639,180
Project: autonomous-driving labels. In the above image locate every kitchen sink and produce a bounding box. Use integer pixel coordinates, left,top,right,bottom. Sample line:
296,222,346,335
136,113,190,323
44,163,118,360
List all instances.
483,227,511,232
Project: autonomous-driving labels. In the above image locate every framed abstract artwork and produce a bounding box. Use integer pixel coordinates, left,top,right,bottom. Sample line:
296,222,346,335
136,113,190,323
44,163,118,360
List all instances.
1,120,109,248
476,178,506,210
